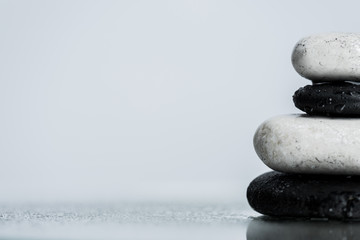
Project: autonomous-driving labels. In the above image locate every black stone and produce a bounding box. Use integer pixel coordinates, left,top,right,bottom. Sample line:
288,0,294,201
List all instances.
292,82,360,116
247,171,360,220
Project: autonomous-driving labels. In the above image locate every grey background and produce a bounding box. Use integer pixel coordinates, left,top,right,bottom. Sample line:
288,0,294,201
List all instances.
0,0,358,203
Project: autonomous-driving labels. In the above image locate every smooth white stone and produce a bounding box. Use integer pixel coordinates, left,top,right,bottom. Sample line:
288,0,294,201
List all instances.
254,114,360,175
292,33,360,82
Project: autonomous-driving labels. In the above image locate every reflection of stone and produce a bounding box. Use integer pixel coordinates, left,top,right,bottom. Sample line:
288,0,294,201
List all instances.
247,217,360,240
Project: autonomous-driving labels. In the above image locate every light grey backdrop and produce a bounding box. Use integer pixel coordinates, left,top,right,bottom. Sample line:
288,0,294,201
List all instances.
0,0,358,202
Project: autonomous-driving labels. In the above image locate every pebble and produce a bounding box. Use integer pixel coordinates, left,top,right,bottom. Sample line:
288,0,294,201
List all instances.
247,171,360,219
293,82,360,116
253,114,360,175
291,33,360,82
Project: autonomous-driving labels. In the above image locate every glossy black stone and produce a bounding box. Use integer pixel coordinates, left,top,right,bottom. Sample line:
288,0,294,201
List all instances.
247,171,360,220
293,82,360,116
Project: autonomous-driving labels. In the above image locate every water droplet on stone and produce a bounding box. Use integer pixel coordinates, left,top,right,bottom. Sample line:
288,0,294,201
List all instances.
350,91,360,97
335,104,346,113
304,106,314,113
317,101,325,108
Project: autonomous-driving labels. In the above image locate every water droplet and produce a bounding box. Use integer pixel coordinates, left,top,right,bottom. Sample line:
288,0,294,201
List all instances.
350,91,360,97
315,89,321,93
304,106,314,113
317,101,325,108
335,104,346,113
327,97,333,104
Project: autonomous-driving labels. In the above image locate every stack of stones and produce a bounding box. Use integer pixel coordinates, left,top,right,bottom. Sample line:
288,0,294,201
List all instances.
247,33,360,220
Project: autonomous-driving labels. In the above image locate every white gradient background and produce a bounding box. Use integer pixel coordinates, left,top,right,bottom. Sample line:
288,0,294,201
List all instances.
0,0,358,202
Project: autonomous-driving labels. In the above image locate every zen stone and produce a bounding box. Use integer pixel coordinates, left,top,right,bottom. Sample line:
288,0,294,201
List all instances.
292,33,360,82
253,114,360,175
247,171,360,219
293,82,360,116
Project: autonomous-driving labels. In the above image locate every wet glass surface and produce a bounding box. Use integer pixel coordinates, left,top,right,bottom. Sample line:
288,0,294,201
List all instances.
0,202,360,240
0,202,251,240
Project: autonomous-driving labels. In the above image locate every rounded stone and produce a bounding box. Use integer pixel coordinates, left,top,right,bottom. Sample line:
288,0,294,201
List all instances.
253,114,360,175
293,82,360,116
247,171,360,219
292,33,360,82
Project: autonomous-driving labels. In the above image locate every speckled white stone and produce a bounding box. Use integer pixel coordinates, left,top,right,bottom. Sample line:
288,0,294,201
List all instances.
292,33,360,82
254,114,360,175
